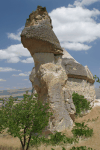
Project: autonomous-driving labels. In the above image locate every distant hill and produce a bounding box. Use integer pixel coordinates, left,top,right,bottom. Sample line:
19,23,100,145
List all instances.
0,87,100,100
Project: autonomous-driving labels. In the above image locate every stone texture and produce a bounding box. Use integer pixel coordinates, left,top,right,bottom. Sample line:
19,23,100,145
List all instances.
28,51,96,135
21,5,63,57
29,49,96,116
21,6,96,135
29,56,74,134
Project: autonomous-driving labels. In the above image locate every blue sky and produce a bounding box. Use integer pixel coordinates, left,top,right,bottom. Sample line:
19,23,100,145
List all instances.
0,0,100,91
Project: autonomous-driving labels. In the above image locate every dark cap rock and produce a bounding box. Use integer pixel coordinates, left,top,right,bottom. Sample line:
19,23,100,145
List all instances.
21,5,64,57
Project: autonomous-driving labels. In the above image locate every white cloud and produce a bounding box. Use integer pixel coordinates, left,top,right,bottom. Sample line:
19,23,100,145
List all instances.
21,57,34,63
0,36,33,83
61,42,92,50
0,79,6,82
12,71,31,77
6,26,24,41
7,32,21,41
69,0,100,7
0,67,31,83
0,67,22,72
49,6,100,49
0,43,34,63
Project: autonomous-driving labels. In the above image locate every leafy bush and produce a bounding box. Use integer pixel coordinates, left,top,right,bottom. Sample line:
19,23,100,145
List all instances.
0,91,53,150
70,146,96,150
72,92,92,117
71,122,94,138
29,121,94,149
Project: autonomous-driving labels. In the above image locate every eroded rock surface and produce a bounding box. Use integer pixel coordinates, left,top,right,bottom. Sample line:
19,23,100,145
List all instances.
21,5,96,135
21,5,63,57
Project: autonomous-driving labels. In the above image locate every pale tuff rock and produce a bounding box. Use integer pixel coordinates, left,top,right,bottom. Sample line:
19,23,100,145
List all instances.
31,62,74,133
21,6,96,136
29,51,96,115
62,47,80,64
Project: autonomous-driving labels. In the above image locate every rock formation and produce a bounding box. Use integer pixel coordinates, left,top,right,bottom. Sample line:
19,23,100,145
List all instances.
21,5,63,58
21,5,96,136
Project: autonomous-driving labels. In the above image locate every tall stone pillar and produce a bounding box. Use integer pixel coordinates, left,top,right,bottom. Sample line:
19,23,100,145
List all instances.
21,6,75,135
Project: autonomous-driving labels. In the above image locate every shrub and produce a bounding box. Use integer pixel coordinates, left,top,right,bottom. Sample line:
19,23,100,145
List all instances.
72,92,92,117
70,146,96,150
71,122,94,138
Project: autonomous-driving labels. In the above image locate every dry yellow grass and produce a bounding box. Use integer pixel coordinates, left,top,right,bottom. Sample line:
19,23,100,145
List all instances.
0,104,100,150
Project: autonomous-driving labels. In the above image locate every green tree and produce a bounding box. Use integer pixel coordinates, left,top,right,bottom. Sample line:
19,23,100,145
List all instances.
93,75,100,83
0,91,53,150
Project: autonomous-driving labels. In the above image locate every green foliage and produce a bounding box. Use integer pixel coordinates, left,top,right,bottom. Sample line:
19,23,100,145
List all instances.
93,75,100,83
71,122,94,138
28,128,79,148
72,92,92,117
86,116,99,122
49,147,95,150
70,146,96,150
0,90,53,150
28,121,94,149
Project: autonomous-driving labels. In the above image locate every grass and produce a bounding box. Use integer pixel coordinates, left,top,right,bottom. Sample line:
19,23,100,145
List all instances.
0,92,100,150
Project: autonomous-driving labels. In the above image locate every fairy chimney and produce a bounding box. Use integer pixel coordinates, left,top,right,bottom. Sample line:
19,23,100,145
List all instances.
21,6,96,135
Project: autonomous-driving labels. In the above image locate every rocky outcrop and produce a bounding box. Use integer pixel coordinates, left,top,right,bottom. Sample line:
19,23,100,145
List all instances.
21,5,96,136
28,53,75,134
29,50,96,117
21,5,63,57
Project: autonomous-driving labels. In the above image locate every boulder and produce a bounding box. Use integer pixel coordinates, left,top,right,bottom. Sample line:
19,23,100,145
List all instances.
21,5,96,135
